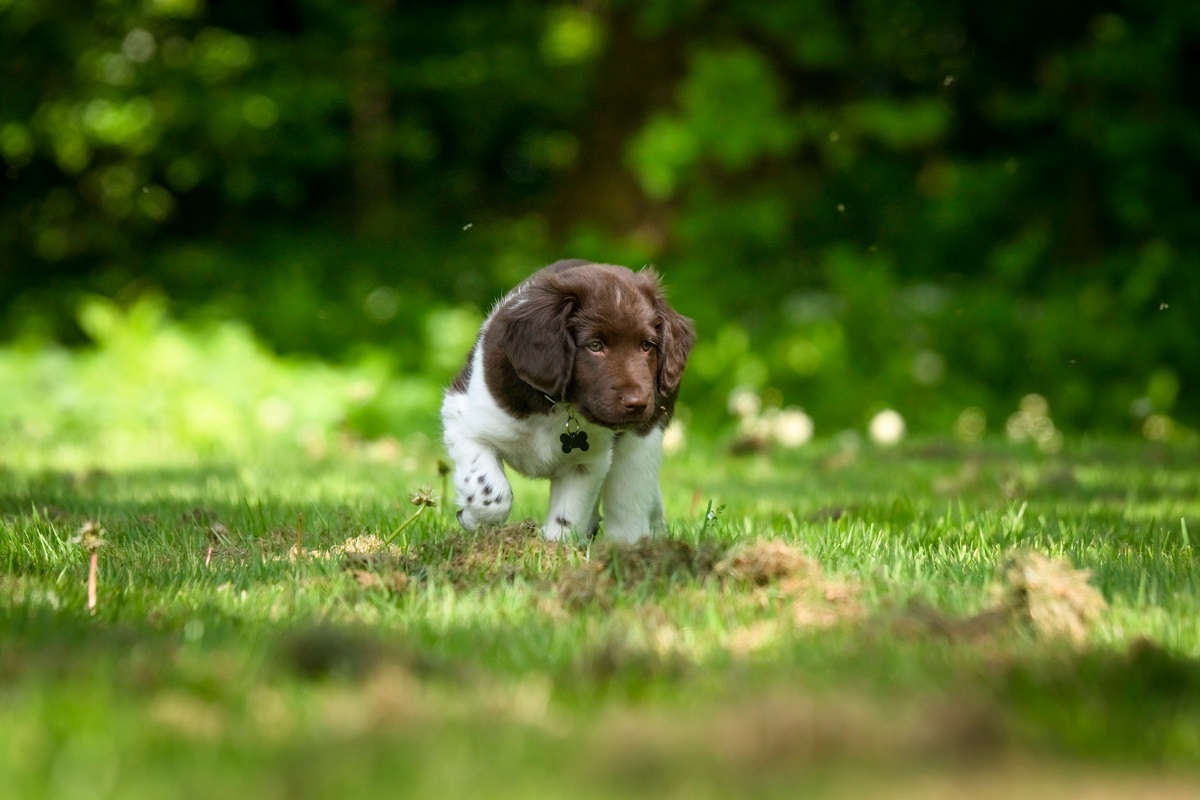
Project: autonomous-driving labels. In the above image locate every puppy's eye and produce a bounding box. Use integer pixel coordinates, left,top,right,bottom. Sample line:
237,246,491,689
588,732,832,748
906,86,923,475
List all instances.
642,341,655,352
585,340,605,352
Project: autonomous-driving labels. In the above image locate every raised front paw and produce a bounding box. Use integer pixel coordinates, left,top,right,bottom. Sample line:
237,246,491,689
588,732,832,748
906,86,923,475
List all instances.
455,479,513,531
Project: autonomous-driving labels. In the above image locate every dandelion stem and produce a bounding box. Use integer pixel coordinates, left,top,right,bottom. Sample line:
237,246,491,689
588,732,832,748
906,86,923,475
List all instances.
382,503,429,546
382,487,438,546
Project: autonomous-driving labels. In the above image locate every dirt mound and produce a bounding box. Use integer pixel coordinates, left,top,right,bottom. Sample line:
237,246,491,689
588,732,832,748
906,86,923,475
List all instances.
895,550,1107,645
715,538,820,586
557,537,862,635
339,521,577,593
556,537,720,609
993,550,1107,644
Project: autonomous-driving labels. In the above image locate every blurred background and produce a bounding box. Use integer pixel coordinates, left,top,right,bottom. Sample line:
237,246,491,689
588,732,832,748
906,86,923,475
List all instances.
2,0,1197,455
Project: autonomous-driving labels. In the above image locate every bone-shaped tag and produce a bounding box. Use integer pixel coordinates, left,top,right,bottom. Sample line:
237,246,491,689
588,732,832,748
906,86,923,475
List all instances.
560,431,589,453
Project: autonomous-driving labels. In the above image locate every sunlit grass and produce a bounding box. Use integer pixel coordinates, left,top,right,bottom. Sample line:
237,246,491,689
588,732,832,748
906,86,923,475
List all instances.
2,432,1199,797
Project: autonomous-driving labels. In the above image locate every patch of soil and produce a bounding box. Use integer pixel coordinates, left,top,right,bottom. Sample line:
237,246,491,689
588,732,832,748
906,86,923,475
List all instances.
556,538,722,609
561,538,863,643
334,521,577,594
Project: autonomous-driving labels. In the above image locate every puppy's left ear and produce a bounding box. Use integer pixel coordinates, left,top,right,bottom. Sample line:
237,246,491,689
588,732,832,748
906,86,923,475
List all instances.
644,270,696,395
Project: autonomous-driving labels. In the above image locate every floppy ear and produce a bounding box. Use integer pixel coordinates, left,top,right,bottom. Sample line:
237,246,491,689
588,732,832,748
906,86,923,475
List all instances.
497,281,576,399
657,307,696,395
645,272,696,396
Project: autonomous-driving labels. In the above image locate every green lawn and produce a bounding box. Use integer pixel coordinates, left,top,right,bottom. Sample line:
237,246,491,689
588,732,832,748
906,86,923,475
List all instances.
2,436,1199,798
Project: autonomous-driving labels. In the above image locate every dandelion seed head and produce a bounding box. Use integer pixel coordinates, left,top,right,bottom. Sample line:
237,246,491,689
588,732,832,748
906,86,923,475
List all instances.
868,409,905,446
772,408,814,448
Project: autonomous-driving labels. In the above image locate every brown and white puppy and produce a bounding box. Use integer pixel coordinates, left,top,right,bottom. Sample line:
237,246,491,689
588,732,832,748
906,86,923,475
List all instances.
441,259,695,541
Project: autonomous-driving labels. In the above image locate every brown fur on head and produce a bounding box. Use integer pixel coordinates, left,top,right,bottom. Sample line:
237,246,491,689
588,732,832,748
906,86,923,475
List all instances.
489,261,695,430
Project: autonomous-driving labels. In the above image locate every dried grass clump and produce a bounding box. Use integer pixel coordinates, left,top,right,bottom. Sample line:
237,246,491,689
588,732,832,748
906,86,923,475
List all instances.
896,549,1107,645
557,538,721,609
322,534,411,594
789,577,864,630
337,521,575,593
337,533,406,560
602,538,721,582
717,539,863,630
991,550,1107,644
436,520,567,585
558,536,863,632
715,539,819,586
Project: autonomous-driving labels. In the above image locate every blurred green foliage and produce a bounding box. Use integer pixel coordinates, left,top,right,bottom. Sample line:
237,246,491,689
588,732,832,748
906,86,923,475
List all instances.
0,294,446,460
2,0,1198,439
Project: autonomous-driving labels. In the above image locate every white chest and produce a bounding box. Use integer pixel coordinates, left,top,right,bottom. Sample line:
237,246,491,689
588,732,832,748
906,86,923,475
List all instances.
440,344,615,479
488,407,615,478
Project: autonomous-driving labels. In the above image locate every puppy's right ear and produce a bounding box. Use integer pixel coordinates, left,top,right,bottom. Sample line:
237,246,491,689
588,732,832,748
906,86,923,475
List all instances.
496,282,575,399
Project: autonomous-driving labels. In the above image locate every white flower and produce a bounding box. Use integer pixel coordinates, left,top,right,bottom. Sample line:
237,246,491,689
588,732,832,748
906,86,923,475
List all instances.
1006,411,1031,441
868,409,905,446
772,407,813,448
1006,394,1061,451
727,387,762,418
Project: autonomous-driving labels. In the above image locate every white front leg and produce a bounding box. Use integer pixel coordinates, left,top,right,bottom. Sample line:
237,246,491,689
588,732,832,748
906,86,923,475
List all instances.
544,455,611,541
601,427,666,543
446,438,513,531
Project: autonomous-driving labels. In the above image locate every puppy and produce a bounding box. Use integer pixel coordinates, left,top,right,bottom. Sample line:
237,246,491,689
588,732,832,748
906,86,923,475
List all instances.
441,259,695,542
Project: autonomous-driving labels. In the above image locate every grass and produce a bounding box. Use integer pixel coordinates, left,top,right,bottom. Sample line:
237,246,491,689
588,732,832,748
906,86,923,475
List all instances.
2,435,1199,798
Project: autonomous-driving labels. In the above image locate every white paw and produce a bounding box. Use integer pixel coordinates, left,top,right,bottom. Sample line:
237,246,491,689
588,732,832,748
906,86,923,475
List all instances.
456,498,512,531
542,514,581,542
448,462,508,532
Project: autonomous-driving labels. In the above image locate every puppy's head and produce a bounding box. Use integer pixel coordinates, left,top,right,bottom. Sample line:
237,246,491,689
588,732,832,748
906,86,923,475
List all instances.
499,263,694,429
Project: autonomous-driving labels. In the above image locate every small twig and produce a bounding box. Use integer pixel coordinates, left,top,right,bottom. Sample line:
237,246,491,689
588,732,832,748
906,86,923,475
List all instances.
73,521,107,616
294,511,305,559
382,487,438,546
87,551,98,613
205,522,229,569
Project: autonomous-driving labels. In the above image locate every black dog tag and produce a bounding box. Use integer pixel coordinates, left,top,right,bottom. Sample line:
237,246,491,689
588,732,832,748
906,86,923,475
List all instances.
560,431,589,453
